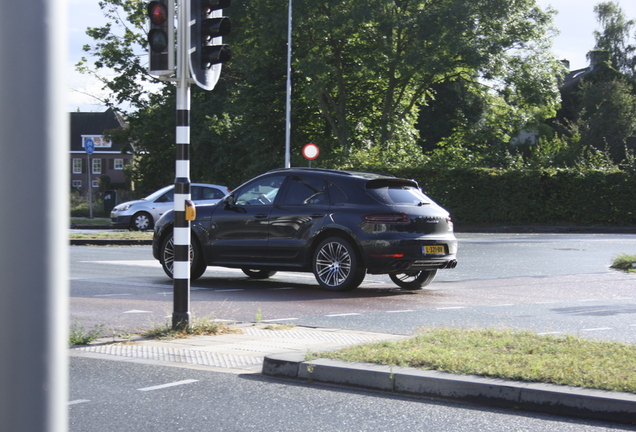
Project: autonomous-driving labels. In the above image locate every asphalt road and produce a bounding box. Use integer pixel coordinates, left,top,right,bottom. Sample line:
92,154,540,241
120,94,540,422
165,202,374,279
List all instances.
68,233,636,431
70,233,636,341
69,356,632,432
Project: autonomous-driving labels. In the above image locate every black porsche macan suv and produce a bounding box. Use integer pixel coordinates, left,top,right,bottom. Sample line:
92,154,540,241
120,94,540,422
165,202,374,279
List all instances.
152,168,457,291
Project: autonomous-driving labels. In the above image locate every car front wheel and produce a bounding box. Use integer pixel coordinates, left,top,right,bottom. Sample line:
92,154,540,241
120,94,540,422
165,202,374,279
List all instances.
131,212,153,231
312,237,365,291
389,269,437,290
160,234,207,280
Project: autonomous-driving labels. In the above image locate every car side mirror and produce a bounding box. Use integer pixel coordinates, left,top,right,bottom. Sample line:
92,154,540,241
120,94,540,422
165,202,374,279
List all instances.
223,194,236,207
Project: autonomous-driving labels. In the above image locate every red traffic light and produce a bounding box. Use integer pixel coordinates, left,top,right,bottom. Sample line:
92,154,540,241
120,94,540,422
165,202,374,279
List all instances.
148,2,168,25
147,0,174,76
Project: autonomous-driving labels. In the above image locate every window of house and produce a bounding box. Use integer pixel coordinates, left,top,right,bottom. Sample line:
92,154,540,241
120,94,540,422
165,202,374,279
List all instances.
114,159,124,170
92,180,99,188
72,180,82,188
92,158,102,174
73,159,82,174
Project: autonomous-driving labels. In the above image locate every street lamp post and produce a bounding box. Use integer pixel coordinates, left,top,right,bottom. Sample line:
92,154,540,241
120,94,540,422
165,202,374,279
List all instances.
284,0,292,168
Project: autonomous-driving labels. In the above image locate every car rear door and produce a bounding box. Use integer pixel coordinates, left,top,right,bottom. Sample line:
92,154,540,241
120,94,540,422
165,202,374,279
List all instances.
267,174,328,266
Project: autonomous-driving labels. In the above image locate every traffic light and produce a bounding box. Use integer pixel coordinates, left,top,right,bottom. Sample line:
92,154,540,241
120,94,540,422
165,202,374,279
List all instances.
147,0,175,76
190,0,231,91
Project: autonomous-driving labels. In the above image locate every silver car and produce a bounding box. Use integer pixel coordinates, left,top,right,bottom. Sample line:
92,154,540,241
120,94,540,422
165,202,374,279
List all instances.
110,183,230,230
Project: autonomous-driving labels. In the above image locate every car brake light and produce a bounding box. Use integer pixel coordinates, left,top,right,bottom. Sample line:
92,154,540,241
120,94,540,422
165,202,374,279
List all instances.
362,213,410,223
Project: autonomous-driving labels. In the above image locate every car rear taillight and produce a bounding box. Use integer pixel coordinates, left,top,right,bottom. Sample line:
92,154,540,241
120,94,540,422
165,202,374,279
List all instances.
362,213,410,223
447,217,454,231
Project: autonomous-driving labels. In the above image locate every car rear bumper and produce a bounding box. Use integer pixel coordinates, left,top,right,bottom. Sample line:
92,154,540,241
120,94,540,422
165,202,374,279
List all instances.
362,236,458,274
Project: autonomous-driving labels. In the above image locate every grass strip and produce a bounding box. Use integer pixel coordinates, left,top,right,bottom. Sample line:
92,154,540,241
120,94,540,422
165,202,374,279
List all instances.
70,231,153,241
316,328,636,393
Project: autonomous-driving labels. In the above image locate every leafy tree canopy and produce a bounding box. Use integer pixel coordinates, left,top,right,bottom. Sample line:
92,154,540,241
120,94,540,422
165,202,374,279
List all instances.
79,0,564,191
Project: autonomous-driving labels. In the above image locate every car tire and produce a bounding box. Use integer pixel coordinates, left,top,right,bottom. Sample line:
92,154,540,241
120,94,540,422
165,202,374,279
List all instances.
131,212,153,231
242,269,278,279
389,269,438,290
312,237,365,291
160,234,207,281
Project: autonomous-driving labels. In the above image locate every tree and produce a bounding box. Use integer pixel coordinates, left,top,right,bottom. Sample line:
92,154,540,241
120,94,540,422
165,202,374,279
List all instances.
593,1,636,75
76,0,158,110
79,0,564,189
575,77,636,162
291,0,563,160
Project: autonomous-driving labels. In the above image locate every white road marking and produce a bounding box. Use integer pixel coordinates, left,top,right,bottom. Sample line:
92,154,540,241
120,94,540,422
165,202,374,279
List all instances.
68,399,90,406
325,313,361,317
386,310,415,313
137,379,199,392
436,307,466,310
261,317,298,322
581,327,613,332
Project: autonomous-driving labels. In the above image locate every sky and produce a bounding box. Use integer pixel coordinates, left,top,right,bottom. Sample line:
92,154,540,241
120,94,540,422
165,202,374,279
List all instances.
66,0,636,113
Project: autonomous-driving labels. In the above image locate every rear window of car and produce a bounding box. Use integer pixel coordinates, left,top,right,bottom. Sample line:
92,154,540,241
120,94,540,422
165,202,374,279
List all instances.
366,180,432,206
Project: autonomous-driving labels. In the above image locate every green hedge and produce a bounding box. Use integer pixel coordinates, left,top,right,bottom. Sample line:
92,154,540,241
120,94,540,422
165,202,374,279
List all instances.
373,167,636,226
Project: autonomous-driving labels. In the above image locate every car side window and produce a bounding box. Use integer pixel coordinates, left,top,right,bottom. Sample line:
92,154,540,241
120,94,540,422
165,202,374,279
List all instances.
193,186,225,200
326,182,348,204
234,176,286,206
282,176,327,206
156,190,174,203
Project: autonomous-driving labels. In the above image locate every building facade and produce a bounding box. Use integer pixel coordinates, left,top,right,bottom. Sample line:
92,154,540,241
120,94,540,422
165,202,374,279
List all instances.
70,109,132,195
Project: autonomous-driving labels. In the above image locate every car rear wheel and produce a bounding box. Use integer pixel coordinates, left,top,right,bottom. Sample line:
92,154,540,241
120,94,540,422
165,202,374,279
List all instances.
242,269,277,279
390,269,437,290
313,237,365,291
160,234,207,281
131,212,153,231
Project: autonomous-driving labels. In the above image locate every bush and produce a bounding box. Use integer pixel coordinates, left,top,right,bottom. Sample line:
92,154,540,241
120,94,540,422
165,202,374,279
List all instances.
355,166,636,226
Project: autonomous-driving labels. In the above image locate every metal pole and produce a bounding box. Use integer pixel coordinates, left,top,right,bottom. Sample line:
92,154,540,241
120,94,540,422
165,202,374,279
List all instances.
173,0,192,329
284,0,292,168
0,0,69,431
87,153,93,218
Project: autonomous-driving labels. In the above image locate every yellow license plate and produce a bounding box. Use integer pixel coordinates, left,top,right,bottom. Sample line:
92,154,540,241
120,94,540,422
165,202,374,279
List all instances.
423,245,445,255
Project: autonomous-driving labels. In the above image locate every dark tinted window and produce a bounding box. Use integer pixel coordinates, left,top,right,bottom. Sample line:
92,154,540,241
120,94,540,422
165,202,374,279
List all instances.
283,176,327,205
235,175,286,205
193,186,225,200
327,182,348,204
366,185,432,206
156,190,174,203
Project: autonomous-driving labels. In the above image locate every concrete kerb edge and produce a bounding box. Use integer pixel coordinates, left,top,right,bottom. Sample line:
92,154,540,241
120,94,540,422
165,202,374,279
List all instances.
262,354,636,425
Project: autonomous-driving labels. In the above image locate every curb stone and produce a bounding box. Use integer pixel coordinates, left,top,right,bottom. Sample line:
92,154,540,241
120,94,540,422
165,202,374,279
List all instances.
263,353,636,425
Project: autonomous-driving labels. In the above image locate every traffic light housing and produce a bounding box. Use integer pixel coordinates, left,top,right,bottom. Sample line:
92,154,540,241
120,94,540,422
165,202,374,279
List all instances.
190,0,231,91
147,0,175,76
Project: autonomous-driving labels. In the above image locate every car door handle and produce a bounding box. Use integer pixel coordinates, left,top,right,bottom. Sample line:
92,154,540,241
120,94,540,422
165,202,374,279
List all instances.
311,214,325,218
255,214,268,219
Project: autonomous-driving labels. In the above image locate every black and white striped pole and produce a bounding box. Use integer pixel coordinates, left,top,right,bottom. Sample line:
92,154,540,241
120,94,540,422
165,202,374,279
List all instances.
171,0,193,329
163,0,231,329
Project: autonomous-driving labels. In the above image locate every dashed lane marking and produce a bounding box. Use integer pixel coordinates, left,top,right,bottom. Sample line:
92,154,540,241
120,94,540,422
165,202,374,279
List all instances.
137,379,199,392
